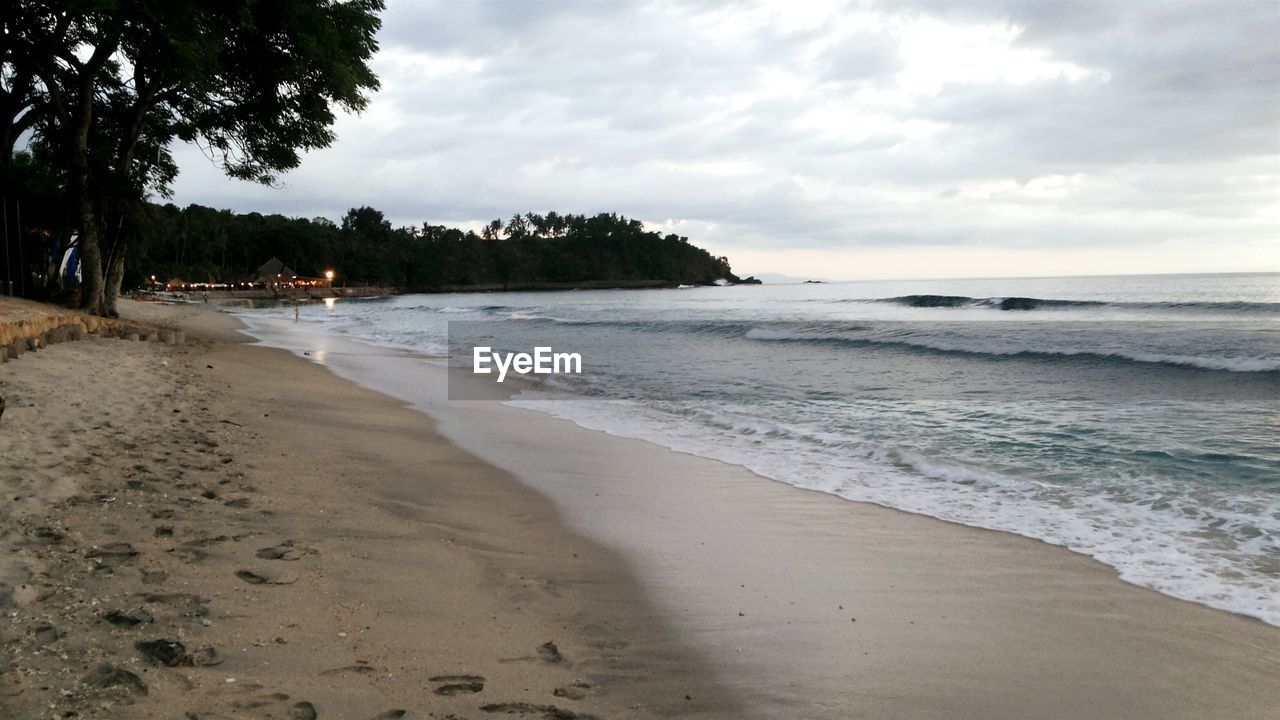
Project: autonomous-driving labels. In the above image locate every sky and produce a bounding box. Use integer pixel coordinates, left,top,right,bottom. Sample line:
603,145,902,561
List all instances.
168,0,1280,280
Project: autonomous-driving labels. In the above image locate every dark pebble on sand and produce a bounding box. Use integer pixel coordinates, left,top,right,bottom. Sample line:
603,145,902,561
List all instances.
288,701,318,720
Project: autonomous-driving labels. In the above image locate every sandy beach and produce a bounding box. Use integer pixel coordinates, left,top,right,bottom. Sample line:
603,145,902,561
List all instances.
0,300,733,719
2,299,1279,719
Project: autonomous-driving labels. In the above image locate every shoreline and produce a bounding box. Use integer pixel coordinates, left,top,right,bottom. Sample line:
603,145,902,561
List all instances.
1,300,735,718
234,301,1279,627
3,299,1278,718
238,307,1280,719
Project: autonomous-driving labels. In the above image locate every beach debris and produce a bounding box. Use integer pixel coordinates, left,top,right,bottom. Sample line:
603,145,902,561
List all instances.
82,664,148,695
136,638,190,666
0,395,5,423
289,701,319,720
537,641,563,663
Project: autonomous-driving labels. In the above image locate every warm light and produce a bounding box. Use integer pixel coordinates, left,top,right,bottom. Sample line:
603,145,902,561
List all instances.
324,270,335,280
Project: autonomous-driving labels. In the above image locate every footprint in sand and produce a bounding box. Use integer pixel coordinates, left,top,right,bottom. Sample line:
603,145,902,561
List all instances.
430,674,486,695
235,568,299,585
552,681,594,700
479,702,597,719
255,541,312,561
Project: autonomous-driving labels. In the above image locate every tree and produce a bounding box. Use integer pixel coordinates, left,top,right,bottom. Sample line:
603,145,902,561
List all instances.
10,0,383,313
504,213,529,240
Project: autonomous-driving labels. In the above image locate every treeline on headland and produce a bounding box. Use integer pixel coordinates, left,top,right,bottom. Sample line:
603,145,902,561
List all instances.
129,204,741,290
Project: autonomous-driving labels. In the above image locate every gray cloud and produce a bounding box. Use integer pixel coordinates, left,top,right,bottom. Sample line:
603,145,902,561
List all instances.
168,0,1279,277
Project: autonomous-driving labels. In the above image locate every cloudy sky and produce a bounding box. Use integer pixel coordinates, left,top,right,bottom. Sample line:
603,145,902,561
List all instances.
169,0,1280,280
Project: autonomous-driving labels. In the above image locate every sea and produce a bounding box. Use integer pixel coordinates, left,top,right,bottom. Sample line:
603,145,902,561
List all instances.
240,272,1279,625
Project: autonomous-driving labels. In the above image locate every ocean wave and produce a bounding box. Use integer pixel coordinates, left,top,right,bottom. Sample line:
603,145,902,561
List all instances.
743,327,1280,372
826,295,1280,313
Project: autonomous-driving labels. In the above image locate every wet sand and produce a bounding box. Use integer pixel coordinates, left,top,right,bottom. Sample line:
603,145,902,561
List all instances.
237,308,1280,720
0,301,733,719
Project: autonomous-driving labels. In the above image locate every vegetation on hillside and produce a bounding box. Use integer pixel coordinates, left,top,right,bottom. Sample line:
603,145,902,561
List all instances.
131,205,736,290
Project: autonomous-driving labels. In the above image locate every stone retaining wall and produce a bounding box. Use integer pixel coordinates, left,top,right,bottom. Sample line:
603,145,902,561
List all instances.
0,304,182,365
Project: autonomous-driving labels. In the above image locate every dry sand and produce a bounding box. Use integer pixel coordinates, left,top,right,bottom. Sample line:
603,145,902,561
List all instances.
1,301,732,719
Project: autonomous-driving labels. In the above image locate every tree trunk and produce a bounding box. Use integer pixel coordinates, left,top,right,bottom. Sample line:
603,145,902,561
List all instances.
69,86,105,314
103,233,126,317
73,188,105,313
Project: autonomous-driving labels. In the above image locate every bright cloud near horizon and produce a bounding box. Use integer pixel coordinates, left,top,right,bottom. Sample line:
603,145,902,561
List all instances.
168,0,1280,281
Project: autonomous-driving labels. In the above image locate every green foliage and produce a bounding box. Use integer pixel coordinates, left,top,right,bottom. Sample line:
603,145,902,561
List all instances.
1,0,383,311
132,206,735,290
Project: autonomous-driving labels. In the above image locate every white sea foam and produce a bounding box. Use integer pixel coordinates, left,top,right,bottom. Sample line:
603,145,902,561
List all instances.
509,393,1280,626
